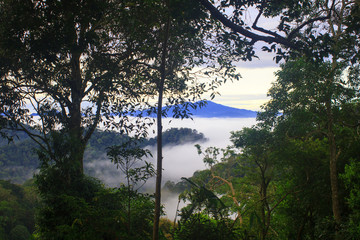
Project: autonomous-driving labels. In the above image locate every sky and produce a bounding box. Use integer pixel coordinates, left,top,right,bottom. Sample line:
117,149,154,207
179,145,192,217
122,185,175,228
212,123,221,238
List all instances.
205,45,280,111
199,4,282,111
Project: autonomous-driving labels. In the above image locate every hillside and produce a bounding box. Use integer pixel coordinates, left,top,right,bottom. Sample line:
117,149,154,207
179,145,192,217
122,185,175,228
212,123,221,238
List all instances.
136,101,257,118
0,127,207,183
187,101,257,118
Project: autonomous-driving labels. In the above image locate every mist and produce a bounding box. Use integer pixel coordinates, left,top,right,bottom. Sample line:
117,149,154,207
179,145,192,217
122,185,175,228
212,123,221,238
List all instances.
85,117,256,219
152,117,256,180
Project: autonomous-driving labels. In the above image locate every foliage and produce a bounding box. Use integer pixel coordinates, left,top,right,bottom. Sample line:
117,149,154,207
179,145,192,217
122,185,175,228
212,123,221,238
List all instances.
147,128,207,147
159,218,174,240
107,138,155,237
35,170,103,239
269,138,333,239
178,177,228,221
174,213,245,240
193,127,289,239
35,169,155,239
342,159,360,238
0,180,37,240
9,225,31,240
0,0,160,176
0,175,156,239
255,57,360,237
107,138,154,190
258,58,359,129
91,187,155,240
199,0,359,63
176,96,359,239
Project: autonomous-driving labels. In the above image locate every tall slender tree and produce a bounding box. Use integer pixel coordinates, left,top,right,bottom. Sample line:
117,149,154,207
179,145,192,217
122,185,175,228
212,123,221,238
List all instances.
125,1,248,239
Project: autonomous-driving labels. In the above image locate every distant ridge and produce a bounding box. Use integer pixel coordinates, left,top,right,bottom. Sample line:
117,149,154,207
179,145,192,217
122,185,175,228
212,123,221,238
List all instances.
137,101,257,118
189,101,257,118
28,101,257,118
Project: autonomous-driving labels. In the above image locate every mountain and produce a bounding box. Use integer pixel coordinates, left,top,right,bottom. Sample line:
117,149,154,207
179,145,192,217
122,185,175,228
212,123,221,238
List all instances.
137,101,257,118
187,101,257,118
28,101,257,118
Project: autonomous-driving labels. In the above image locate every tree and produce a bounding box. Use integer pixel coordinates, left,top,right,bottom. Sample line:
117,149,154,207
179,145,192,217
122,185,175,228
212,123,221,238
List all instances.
198,0,359,61
195,145,245,225
132,1,246,239
174,213,244,240
258,58,360,237
0,1,172,237
268,137,332,239
230,127,277,240
194,129,279,240
107,139,155,235
0,0,156,177
1,2,245,238
195,2,359,230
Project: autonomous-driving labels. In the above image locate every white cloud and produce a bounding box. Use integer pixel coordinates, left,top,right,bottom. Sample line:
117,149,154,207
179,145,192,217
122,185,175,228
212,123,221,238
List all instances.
207,66,278,110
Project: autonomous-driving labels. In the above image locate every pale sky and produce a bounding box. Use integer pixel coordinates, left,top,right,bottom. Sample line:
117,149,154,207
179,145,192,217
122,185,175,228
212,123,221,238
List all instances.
212,66,278,111
201,4,282,111
208,45,280,111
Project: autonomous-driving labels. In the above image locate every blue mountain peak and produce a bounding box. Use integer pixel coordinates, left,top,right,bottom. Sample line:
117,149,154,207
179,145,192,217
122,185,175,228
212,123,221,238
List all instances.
140,101,257,118
188,101,257,118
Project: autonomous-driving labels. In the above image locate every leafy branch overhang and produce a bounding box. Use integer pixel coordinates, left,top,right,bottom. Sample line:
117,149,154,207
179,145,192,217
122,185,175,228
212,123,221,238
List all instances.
198,0,331,51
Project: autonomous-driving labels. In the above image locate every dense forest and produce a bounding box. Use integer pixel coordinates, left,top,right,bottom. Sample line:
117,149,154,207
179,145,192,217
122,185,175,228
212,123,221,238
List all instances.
0,127,206,183
1,0,360,239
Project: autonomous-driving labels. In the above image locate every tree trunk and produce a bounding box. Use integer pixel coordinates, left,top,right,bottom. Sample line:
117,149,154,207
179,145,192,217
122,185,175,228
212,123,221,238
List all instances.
325,55,342,229
326,101,341,224
153,93,163,240
69,50,85,175
260,171,268,240
152,11,170,240
325,3,345,231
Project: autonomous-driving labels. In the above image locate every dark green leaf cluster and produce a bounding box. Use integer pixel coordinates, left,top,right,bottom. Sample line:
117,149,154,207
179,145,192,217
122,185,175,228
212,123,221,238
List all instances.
35,167,155,239
341,159,360,238
148,128,207,146
174,213,246,240
0,180,37,240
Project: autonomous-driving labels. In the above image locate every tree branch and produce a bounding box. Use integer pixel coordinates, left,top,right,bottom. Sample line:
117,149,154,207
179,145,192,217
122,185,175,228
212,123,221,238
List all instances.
210,169,244,224
287,15,330,40
198,0,296,48
83,92,104,143
252,7,285,40
4,113,50,155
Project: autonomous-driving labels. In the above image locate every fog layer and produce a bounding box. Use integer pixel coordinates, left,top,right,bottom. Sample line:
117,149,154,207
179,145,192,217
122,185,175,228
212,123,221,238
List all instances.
86,117,256,219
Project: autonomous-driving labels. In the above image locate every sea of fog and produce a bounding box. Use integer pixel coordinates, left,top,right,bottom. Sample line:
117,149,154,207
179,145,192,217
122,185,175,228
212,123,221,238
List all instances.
86,117,257,220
